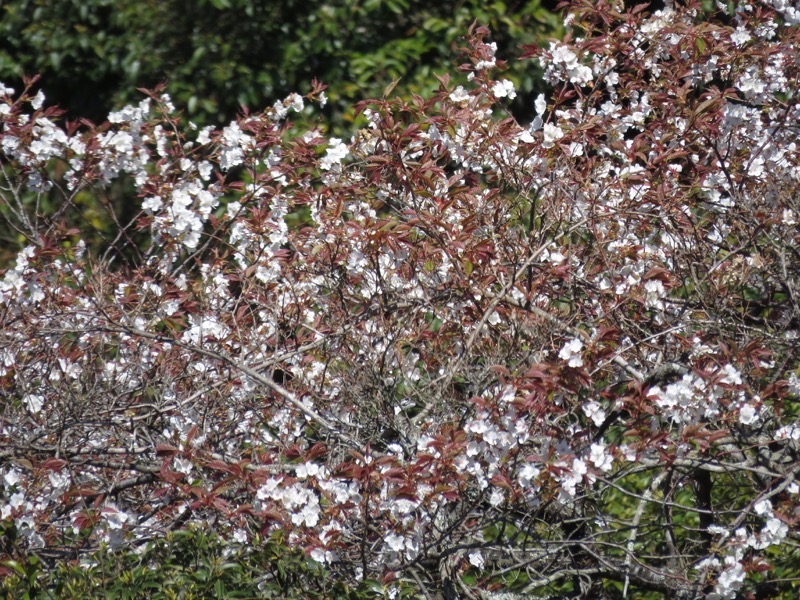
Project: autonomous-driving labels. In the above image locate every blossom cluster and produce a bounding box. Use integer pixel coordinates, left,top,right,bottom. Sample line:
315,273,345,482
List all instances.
2,2,800,597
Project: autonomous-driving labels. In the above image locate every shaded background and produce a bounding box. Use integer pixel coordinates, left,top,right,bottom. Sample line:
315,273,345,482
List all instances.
0,0,563,129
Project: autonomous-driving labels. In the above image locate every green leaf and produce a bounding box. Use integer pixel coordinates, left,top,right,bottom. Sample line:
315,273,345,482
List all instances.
695,36,706,53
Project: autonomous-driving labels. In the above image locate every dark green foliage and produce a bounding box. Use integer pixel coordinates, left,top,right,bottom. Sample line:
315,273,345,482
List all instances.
0,0,561,129
0,527,382,599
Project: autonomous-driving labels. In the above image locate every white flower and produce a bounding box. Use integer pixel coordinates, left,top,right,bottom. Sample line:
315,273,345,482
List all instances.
518,463,540,488
31,90,45,110
489,488,505,506
23,394,44,414
142,196,163,213
196,126,214,145
542,123,564,149
589,443,613,472
491,80,517,100
449,86,470,104
738,403,758,425
534,94,547,116
295,462,324,479
517,129,535,143
558,337,584,367
545,43,594,86
281,485,321,528
385,533,405,553
182,316,230,345
696,556,720,571
321,138,348,170
715,559,745,599
219,122,253,171
286,93,304,113
558,457,588,501
4,470,20,486
552,45,578,66
759,517,788,547
649,373,718,425
731,27,752,47
468,550,484,568
256,477,281,501
310,547,334,563
152,96,171,117
644,279,666,309
174,457,193,474
198,161,213,181
567,63,594,86
754,499,772,516
719,364,742,385
566,142,584,157
233,529,248,544
775,425,800,440
107,99,151,124
583,401,606,427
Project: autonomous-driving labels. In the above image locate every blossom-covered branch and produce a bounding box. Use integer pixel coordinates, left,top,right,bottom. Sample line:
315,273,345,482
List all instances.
2,2,800,597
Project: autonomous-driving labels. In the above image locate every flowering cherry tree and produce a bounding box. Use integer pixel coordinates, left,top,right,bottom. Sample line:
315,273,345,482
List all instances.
2,1,800,597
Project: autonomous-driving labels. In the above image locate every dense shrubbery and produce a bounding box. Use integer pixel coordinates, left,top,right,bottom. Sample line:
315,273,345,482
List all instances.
0,0,560,128
1,525,377,599
2,1,800,598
